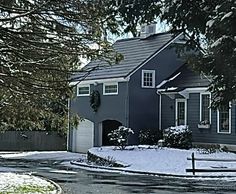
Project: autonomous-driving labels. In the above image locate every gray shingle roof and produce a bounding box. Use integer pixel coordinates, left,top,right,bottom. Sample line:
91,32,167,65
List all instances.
72,32,178,81
158,64,210,92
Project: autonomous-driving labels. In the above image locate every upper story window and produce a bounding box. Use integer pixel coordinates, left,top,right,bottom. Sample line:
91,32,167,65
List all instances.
77,85,90,96
200,93,211,124
217,103,231,134
142,70,155,88
103,83,118,95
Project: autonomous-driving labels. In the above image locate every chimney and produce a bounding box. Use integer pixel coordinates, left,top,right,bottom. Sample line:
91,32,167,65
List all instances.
140,24,156,39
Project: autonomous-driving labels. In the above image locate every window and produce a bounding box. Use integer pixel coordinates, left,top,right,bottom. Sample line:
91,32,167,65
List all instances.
217,103,231,134
141,26,146,33
103,83,118,95
77,85,90,96
142,70,155,88
200,93,211,124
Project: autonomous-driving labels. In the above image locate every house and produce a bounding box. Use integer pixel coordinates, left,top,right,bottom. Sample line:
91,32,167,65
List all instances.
68,27,236,153
68,28,187,153
157,64,236,150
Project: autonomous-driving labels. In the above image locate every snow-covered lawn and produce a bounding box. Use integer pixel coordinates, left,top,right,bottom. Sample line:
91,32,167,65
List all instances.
89,146,236,176
0,173,57,194
0,146,236,190
0,151,84,193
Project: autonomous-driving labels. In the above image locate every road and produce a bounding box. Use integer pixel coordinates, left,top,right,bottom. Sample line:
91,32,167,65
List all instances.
0,159,236,194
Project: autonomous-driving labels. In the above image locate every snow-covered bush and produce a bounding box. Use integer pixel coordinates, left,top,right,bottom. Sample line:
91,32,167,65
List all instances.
139,129,163,145
163,125,192,149
108,126,134,150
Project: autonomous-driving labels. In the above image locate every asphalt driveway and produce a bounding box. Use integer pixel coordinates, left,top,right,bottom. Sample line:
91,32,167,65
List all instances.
0,158,236,194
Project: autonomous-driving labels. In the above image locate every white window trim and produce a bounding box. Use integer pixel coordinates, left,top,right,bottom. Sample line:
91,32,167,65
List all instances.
77,85,90,96
175,98,187,126
199,92,211,124
141,70,155,88
217,102,232,134
103,82,118,95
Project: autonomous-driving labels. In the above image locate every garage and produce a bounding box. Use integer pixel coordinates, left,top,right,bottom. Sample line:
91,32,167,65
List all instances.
72,119,94,153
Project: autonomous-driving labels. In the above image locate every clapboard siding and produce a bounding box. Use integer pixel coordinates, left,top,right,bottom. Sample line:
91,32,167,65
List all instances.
161,95,175,129
161,92,236,145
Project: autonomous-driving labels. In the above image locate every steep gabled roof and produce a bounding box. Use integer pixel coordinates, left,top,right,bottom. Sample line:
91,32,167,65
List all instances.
157,64,210,92
72,32,181,82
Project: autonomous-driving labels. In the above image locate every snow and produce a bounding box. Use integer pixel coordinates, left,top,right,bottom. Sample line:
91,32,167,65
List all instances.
156,72,181,89
206,19,215,28
221,11,233,21
1,149,236,178
156,80,168,89
165,125,188,134
0,173,57,194
89,146,236,176
210,35,229,48
0,151,84,192
0,151,85,161
165,87,178,91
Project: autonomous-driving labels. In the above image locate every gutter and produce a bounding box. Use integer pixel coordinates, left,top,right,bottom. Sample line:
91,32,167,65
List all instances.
70,77,129,86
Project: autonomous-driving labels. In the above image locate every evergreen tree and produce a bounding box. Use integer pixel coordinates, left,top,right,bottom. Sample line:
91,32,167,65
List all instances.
162,0,236,106
0,0,159,132
107,0,162,37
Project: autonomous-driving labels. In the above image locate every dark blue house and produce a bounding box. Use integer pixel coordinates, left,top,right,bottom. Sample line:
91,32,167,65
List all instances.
68,30,185,152
68,30,236,153
157,64,236,150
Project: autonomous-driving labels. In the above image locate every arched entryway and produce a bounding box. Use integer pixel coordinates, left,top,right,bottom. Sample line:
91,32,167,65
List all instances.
102,120,122,146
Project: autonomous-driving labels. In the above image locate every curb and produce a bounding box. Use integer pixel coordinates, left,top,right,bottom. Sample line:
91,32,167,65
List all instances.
44,178,63,194
70,160,236,179
27,173,63,194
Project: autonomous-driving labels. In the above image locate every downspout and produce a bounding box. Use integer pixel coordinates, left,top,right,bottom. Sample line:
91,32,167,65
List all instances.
125,78,130,127
156,90,162,130
67,98,70,151
124,77,130,144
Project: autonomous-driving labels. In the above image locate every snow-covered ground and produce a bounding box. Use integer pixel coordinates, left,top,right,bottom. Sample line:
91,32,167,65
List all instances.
0,146,236,190
89,146,236,176
0,151,84,193
0,173,57,193
0,151,85,161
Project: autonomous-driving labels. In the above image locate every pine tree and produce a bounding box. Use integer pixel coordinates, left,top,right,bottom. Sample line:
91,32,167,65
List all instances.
0,0,160,131
162,0,236,106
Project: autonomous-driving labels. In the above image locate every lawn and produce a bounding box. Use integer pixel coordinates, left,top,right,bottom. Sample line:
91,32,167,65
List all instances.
89,146,236,176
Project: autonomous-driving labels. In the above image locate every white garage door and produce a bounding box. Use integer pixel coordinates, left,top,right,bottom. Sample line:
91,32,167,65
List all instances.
72,119,94,153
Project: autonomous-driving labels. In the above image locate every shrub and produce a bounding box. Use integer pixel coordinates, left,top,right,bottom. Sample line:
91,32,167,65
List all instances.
194,144,221,154
163,125,192,149
139,129,163,145
108,126,134,150
87,151,125,167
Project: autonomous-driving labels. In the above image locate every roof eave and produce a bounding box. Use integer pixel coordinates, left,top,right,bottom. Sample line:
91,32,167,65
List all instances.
69,76,129,86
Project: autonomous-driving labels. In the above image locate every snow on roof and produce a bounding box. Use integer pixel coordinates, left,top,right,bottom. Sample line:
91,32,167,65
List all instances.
156,72,181,89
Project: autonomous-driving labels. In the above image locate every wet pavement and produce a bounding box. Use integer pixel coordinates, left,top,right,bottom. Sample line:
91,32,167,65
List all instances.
0,159,236,194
